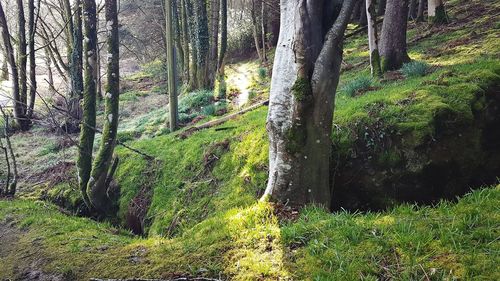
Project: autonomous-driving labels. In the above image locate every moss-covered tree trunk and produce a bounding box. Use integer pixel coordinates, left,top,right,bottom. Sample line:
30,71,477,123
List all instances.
186,0,198,90
193,0,210,89
263,0,357,208
78,0,98,208
27,0,38,119
181,0,190,85
208,0,219,86
0,3,27,131
366,0,382,77
377,0,386,16
166,0,179,131
428,0,448,24
172,0,185,82
215,0,227,100
379,0,411,71
69,0,84,127
17,0,28,120
86,0,120,214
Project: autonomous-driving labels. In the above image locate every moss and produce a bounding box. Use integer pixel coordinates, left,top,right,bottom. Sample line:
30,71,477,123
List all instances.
285,125,306,154
370,49,382,78
291,77,312,102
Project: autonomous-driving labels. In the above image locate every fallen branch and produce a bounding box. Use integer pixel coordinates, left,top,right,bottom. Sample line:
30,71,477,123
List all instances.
178,100,269,139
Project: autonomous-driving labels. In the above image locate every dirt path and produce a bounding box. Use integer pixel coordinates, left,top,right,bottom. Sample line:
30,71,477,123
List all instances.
226,64,254,108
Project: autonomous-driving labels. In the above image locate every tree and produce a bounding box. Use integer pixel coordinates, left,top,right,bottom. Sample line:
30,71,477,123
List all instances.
69,0,84,130
27,0,39,119
215,0,227,99
409,0,418,20
416,0,426,22
193,0,210,88
428,0,448,24
166,0,179,131
180,0,190,84
0,2,29,130
86,0,120,214
17,0,28,122
379,0,411,71
366,0,382,77
78,0,98,208
208,0,219,84
262,0,357,207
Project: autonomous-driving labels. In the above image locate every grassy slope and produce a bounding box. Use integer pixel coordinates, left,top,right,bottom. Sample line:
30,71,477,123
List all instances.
1,0,500,280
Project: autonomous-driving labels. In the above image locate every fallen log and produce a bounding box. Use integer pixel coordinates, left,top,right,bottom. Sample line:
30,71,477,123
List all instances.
178,99,269,139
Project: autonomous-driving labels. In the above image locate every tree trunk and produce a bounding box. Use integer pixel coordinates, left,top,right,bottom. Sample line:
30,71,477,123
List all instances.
17,0,28,119
172,0,185,82
359,1,367,26
409,0,418,20
69,0,84,128
186,0,198,90
428,0,447,24
262,0,357,208
181,0,190,84
416,0,426,22
87,0,120,214
251,0,263,62
166,0,179,131
27,0,38,119
215,0,227,100
78,0,98,208
366,0,382,77
377,0,386,16
0,3,28,130
260,0,267,62
193,0,210,88
208,0,219,85
379,0,411,71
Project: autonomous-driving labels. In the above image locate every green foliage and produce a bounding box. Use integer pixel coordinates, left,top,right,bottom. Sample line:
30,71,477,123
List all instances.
179,90,214,112
401,61,431,78
341,76,374,97
257,67,267,80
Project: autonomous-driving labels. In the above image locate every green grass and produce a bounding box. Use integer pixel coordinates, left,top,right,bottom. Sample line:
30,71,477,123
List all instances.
1,186,498,280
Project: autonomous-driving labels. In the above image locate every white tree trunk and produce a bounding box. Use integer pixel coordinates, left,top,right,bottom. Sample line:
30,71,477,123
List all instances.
428,0,443,17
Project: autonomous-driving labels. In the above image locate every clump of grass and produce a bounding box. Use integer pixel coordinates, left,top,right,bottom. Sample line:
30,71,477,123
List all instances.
401,61,430,78
179,90,214,112
257,67,267,80
341,76,374,97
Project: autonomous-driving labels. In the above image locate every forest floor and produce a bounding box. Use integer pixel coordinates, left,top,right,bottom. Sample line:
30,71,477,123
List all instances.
1,0,500,280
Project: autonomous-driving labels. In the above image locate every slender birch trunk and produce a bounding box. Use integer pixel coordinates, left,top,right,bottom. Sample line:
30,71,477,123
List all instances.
366,0,382,77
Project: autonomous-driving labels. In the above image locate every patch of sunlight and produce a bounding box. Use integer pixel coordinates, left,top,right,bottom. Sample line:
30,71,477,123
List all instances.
224,202,292,280
374,215,396,226
226,62,260,108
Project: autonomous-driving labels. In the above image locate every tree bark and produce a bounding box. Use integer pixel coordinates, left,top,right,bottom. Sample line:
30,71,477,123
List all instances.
69,0,84,128
87,0,120,214
208,0,219,85
166,0,179,131
409,0,418,20
181,0,190,84
416,0,426,22
251,0,263,62
27,0,39,119
186,0,198,90
0,2,28,130
17,0,28,118
215,0,227,99
262,0,357,208
377,0,386,16
78,0,98,208
193,0,210,88
379,0,411,71
428,0,447,24
366,0,382,77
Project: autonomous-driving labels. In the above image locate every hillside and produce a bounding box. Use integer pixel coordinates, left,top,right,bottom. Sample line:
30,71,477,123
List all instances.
1,0,500,280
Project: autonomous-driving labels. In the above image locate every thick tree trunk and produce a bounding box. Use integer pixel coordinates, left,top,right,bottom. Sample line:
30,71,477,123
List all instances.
359,1,367,26
366,0,381,77
87,0,120,214
416,0,426,22
263,0,356,208
428,0,447,24
379,0,410,71
193,0,210,88
166,0,179,131
78,0,98,208
0,3,28,130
